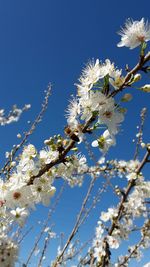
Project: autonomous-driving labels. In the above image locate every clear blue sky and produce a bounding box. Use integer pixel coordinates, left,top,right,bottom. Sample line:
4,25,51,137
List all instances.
0,1,150,266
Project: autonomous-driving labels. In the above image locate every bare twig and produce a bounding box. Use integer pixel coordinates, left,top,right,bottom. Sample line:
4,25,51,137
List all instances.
134,107,147,160
52,175,97,267
0,84,52,177
110,52,150,97
24,183,65,266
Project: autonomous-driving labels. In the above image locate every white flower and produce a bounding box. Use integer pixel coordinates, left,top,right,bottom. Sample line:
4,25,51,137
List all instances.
0,180,8,202
18,157,38,175
49,232,56,238
102,59,124,89
66,98,80,128
5,185,33,209
98,156,105,164
126,172,137,181
107,236,120,249
78,59,103,90
99,108,124,135
39,149,59,164
55,154,87,187
77,59,123,95
22,144,37,159
93,244,106,261
80,90,114,121
109,71,124,89
10,207,29,226
143,262,150,267
117,18,150,49
100,208,118,222
118,160,127,168
95,221,104,237
92,130,116,153
126,160,139,172
31,177,56,206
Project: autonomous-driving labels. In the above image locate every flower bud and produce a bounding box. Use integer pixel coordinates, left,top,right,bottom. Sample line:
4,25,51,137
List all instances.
44,139,52,145
11,161,16,167
140,84,150,92
129,73,141,85
121,93,132,102
141,142,146,148
133,73,141,82
17,133,21,139
147,143,150,151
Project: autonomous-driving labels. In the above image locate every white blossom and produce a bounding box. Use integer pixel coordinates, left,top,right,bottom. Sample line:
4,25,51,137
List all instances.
100,207,118,222
93,244,106,262
107,236,120,249
39,149,59,164
10,207,29,226
99,108,124,134
92,130,116,153
117,18,150,49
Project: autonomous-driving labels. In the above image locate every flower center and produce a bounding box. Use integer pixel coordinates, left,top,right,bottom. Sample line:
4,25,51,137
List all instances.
0,200,5,207
103,111,112,118
37,186,42,192
98,136,105,149
137,35,145,42
13,192,21,200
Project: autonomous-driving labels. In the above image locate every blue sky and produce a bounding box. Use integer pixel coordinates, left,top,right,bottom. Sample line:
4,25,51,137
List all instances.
0,1,150,266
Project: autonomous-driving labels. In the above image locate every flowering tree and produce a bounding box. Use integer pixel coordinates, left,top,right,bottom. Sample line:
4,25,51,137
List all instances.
0,18,150,267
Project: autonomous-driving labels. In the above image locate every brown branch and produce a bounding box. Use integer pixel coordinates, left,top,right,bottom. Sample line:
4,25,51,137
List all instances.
110,51,150,98
27,115,96,185
108,149,150,236
118,218,150,267
26,52,150,187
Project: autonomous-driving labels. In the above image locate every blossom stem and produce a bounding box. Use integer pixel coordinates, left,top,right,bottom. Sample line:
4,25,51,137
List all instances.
110,52,150,97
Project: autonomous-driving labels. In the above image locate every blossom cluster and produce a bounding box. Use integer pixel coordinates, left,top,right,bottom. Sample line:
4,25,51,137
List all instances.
0,17,150,267
66,59,125,154
66,17,150,155
0,142,88,228
0,104,31,126
0,234,18,267
91,158,150,265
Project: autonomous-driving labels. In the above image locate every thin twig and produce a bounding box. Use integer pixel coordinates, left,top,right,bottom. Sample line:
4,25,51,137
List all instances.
24,182,65,266
52,175,97,267
0,84,52,177
110,52,150,98
134,107,147,160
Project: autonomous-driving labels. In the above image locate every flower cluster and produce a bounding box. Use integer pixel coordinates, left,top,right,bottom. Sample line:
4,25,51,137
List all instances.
0,104,31,126
0,142,88,230
0,17,150,267
0,234,18,267
66,59,125,154
90,164,150,265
